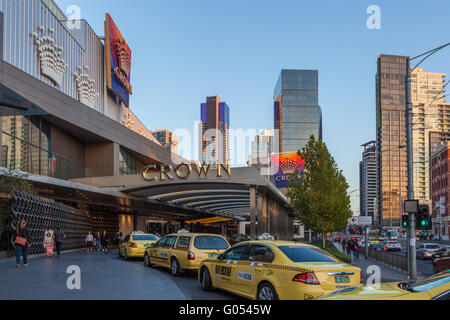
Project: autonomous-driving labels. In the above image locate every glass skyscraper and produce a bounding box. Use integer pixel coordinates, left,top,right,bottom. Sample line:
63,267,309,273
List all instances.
274,70,322,154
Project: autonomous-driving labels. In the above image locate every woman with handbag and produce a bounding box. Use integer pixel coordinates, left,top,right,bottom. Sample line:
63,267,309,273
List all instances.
11,219,31,268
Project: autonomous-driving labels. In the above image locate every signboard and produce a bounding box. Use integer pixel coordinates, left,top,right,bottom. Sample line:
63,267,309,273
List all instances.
440,197,446,216
272,154,305,188
404,200,419,213
348,216,373,226
105,14,132,108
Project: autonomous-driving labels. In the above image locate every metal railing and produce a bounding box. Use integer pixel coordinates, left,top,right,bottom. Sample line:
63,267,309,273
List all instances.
368,248,408,272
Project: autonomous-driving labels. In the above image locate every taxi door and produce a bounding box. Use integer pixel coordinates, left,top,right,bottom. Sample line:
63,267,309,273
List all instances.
237,244,275,298
149,236,167,266
160,236,178,267
214,244,250,294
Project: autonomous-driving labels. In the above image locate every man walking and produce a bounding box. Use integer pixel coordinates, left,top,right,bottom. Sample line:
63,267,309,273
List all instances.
54,226,66,258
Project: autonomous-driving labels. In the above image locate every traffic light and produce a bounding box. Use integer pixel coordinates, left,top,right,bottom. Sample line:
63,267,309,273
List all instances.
416,205,431,230
402,215,409,228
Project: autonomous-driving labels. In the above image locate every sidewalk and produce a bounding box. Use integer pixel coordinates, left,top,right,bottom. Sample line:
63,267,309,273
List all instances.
334,243,424,283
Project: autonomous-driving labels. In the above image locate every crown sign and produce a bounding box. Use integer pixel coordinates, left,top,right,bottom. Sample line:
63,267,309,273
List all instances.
279,159,298,175
115,39,131,77
32,27,68,86
73,66,99,108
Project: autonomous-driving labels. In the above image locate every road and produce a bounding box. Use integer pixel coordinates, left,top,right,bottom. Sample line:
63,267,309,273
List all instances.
0,250,238,300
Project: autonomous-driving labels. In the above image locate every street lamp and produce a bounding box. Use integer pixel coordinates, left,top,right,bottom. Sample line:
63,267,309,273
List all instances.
405,42,450,280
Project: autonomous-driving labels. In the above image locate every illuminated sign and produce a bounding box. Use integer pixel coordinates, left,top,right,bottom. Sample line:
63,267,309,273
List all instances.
272,154,305,188
105,14,132,108
142,163,231,182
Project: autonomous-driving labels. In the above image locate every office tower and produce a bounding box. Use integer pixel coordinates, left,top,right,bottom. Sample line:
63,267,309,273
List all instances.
360,141,378,225
151,129,178,153
376,54,408,228
199,95,230,165
274,70,322,154
248,130,273,175
411,68,450,205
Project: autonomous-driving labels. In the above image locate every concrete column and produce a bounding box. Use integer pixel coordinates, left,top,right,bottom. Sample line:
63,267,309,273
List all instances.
257,192,264,236
272,201,278,240
262,193,268,233
250,187,257,240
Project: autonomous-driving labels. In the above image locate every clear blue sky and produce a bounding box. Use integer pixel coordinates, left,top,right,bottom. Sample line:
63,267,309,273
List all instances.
55,0,450,214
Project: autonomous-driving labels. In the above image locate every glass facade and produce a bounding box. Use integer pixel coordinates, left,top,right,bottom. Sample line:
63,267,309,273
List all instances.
119,147,146,176
376,55,408,228
274,70,322,153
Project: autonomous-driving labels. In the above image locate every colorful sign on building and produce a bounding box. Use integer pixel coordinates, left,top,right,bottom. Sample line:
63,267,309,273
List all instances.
272,153,305,188
105,14,132,108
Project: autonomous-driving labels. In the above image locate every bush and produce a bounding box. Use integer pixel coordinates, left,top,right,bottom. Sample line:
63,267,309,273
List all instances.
312,240,352,264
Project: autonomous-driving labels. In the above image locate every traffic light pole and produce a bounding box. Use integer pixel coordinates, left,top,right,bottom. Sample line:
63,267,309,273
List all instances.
406,58,417,280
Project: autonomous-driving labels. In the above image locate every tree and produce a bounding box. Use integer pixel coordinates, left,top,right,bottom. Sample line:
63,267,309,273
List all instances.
288,136,352,249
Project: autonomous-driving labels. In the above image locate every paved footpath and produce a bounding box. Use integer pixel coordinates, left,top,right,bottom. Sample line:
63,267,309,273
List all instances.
0,250,197,300
334,243,427,283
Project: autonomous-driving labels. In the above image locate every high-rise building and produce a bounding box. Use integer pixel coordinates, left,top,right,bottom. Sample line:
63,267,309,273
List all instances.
248,130,273,171
151,129,178,154
360,141,378,224
376,54,408,228
199,96,230,165
411,68,450,205
274,70,322,154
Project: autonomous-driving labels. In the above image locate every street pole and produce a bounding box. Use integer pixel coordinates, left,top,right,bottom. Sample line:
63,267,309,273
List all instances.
406,57,417,280
365,226,369,258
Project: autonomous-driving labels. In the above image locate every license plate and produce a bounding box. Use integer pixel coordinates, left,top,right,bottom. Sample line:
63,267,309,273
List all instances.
208,253,218,258
335,276,350,284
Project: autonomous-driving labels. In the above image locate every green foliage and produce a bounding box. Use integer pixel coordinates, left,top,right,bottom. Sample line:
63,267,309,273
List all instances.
288,136,352,248
312,240,352,264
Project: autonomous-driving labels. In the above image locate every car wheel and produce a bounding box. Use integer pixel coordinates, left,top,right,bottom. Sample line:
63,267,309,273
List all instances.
201,267,213,291
118,248,122,258
144,253,151,267
257,282,278,301
171,258,182,276
124,249,129,261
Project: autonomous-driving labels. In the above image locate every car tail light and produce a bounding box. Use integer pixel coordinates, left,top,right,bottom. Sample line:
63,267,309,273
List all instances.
423,249,427,252
292,272,320,285
130,242,137,248
188,251,195,261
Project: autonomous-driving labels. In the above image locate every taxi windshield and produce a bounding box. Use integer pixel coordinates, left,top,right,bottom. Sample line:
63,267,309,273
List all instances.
410,276,450,292
132,235,158,241
278,246,338,263
194,236,229,250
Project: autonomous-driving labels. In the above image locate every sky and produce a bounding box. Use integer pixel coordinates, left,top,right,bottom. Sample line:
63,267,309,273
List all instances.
55,0,450,214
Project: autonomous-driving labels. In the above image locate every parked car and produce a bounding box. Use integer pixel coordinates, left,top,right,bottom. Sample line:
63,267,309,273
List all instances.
384,241,402,252
432,247,450,274
417,243,442,260
228,233,250,246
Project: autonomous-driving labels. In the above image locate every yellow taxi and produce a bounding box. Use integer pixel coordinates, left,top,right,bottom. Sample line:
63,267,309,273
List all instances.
144,233,230,276
118,232,159,260
198,240,361,300
319,271,450,300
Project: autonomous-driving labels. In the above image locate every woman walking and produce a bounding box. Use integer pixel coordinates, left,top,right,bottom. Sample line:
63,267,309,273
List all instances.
11,220,31,268
85,231,94,252
43,228,55,258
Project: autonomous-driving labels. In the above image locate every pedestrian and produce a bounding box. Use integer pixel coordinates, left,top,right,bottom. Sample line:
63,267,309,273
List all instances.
43,228,55,258
86,231,94,252
101,231,109,253
93,237,97,251
54,226,66,258
11,219,31,268
96,231,102,251
353,242,360,260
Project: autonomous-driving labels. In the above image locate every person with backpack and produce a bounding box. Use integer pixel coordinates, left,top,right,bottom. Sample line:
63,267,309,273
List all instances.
353,241,360,260
11,220,31,268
